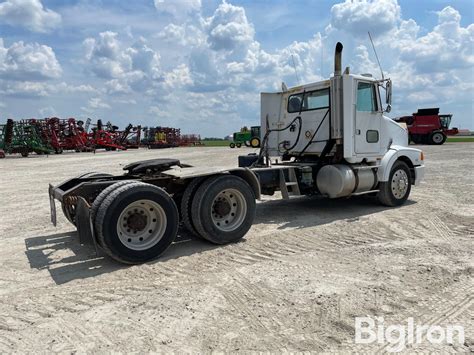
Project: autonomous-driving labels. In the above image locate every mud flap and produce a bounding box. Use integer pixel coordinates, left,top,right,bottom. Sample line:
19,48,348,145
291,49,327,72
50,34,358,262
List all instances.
49,184,57,226
75,197,99,254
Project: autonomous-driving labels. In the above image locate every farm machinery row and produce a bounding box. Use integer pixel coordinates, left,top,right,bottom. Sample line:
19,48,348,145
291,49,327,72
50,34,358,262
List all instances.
142,127,203,149
0,117,204,158
0,117,142,158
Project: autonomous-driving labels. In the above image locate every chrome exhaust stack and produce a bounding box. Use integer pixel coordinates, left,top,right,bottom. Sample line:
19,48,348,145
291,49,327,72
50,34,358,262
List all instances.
330,42,344,140
334,42,343,76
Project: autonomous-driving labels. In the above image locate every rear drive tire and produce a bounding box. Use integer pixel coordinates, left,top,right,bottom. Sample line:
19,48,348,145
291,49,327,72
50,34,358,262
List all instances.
90,180,142,244
377,161,411,207
95,183,178,264
430,131,446,145
191,175,256,244
61,172,113,225
180,177,206,237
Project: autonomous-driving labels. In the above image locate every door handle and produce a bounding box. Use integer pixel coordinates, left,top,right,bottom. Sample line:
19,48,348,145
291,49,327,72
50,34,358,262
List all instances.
355,129,361,135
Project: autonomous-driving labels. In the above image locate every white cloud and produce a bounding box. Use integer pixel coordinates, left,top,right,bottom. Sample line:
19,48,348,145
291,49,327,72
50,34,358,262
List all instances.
83,31,128,79
80,97,111,114
157,24,187,45
205,1,255,51
105,79,132,95
0,0,61,33
394,6,474,72
0,38,62,81
88,97,110,109
0,81,50,97
115,98,137,105
127,38,160,77
148,105,168,116
54,82,99,94
38,106,56,117
154,0,201,18
161,63,193,89
83,32,161,95
330,0,400,36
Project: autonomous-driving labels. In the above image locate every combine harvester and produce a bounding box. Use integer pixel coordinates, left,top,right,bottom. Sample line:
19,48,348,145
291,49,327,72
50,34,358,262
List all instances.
395,108,458,145
49,42,425,264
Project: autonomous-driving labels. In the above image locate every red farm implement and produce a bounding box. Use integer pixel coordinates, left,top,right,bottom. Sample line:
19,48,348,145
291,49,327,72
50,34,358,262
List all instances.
179,134,203,146
115,124,142,149
88,119,126,151
46,117,91,153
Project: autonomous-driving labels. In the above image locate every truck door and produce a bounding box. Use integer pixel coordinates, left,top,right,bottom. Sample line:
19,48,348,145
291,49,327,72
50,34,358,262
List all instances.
354,81,381,154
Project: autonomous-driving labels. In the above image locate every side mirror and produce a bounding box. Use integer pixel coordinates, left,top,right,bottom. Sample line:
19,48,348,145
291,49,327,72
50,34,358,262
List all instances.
385,104,392,113
385,79,392,105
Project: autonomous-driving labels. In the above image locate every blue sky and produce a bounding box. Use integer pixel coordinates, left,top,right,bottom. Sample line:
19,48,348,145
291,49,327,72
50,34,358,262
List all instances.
1,0,473,136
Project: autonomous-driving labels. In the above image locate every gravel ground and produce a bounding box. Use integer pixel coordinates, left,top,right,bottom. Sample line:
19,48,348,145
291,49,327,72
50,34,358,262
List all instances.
0,144,472,352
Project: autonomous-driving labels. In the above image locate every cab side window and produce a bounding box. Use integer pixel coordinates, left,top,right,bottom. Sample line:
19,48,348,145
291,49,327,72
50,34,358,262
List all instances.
357,82,377,112
287,88,329,113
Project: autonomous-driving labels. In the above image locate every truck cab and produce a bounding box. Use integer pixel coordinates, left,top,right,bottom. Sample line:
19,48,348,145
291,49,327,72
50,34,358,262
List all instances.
260,42,424,200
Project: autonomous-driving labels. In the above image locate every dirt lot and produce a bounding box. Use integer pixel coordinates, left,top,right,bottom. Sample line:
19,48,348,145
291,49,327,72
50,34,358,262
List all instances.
0,144,472,352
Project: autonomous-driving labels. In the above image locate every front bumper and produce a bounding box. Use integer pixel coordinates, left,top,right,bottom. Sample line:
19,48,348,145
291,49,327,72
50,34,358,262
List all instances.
414,165,425,186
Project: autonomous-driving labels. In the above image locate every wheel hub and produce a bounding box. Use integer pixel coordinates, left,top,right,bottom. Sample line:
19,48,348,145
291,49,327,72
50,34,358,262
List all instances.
213,199,231,217
116,199,167,251
210,189,247,232
127,213,147,231
391,169,409,199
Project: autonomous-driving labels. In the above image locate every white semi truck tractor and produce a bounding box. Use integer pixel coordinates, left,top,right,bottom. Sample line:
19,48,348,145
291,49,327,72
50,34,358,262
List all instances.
49,42,425,264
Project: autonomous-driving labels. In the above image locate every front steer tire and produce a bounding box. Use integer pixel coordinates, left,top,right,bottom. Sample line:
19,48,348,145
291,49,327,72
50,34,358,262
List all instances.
95,183,179,264
377,161,412,207
191,175,256,244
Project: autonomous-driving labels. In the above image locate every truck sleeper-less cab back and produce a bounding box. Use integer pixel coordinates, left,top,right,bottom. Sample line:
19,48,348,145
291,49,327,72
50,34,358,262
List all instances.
48,42,425,264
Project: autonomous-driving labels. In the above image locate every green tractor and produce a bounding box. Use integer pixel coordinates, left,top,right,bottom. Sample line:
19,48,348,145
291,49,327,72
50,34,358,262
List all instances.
229,126,261,148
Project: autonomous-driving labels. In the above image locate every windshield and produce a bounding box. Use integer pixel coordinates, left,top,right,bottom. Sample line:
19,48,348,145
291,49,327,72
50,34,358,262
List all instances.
439,115,452,129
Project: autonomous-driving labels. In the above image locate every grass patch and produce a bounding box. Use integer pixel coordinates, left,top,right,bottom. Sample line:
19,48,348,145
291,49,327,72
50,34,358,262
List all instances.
201,140,230,147
447,136,474,142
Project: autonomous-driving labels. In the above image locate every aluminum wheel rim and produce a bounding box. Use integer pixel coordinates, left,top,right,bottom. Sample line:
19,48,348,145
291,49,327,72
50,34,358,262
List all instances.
211,188,247,232
117,199,167,251
432,133,443,143
391,169,409,199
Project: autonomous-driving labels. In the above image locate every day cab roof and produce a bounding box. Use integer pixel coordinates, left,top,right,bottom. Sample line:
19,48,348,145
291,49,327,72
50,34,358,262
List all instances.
263,72,379,95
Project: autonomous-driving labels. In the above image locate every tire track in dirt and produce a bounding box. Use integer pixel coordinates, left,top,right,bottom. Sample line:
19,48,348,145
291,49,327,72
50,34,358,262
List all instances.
429,215,456,244
375,282,473,353
214,270,327,352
